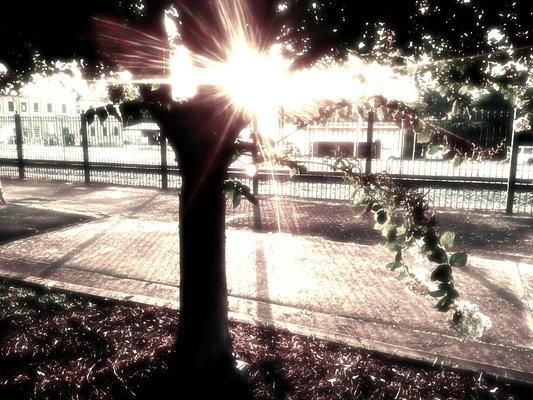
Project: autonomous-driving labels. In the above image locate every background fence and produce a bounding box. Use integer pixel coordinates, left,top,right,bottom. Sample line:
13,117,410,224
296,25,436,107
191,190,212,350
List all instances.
0,111,532,214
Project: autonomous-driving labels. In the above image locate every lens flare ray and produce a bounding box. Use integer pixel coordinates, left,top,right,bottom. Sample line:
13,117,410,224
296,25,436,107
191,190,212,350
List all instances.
93,0,419,234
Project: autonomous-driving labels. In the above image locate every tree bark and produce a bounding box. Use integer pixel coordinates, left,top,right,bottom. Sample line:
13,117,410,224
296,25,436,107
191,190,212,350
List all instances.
177,164,232,373
148,88,250,396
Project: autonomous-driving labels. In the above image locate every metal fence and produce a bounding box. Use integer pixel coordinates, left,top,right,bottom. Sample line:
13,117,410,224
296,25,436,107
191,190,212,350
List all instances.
0,112,532,214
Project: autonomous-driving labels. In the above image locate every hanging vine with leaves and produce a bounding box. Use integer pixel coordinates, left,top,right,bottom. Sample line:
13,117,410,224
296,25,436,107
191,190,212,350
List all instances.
223,94,498,337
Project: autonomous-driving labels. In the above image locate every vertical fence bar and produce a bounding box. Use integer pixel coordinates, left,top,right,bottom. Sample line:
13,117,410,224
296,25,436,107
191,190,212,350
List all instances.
365,111,374,174
14,113,25,179
505,109,518,214
505,134,518,215
80,113,90,184
160,134,168,190
252,119,262,230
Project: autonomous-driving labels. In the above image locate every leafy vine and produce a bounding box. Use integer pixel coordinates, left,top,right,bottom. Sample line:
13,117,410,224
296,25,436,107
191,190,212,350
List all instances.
328,157,467,313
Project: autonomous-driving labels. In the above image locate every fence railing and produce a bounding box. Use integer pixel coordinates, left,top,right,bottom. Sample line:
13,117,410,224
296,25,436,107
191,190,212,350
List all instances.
0,112,531,214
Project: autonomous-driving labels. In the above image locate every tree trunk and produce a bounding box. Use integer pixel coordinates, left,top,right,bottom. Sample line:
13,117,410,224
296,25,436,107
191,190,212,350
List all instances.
144,88,250,396
173,154,250,398
177,165,232,372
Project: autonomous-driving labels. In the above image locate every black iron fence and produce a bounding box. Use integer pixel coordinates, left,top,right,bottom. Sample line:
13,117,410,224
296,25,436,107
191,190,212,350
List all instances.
0,112,531,214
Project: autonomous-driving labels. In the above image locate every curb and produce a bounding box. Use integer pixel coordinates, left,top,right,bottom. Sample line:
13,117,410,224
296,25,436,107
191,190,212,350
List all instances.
0,266,531,385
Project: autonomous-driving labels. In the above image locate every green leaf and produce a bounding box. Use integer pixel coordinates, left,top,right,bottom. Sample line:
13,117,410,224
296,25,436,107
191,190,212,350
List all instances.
374,210,388,224
451,99,460,115
427,248,448,264
382,226,397,242
412,119,426,133
289,168,297,178
449,252,468,268
386,261,401,271
423,232,438,248
430,264,452,282
435,295,454,311
223,180,236,194
421,244,433,254
427,144,440,155
385,241,400,252
396,271,407,281
232,191,242,208
453,154,464,168
458,85,469,96
395,249,402,263
351,189,367,206
371,203,383,213
417,129,432,144
440,231,456,250
396,225,406,236
448,288,459,299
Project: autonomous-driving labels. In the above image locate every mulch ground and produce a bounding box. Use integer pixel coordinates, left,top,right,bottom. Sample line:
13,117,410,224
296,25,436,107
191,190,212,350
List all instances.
0,279,530,400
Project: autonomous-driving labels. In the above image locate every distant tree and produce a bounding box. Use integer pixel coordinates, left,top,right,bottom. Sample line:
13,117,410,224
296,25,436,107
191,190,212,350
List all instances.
280,0,532,122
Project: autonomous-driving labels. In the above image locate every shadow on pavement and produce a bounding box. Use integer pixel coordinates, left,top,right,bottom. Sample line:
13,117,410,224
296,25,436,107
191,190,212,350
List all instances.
0,204,94,244
227,198,533,262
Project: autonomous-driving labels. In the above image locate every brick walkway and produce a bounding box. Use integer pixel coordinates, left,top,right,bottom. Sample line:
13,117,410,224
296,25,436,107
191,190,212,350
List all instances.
0,178,531,383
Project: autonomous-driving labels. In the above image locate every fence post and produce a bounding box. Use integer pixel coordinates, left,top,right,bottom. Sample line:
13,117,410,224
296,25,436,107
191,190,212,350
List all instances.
252,120,262,230
80,113,90,184
505,109,518,214
365,110,374,174
14,113,25,179
160,134,168,190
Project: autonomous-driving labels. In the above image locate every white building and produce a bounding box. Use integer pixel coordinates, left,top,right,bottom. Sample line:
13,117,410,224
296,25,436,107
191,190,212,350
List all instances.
0,95,123,147
0,95,100,117
285,121,407,160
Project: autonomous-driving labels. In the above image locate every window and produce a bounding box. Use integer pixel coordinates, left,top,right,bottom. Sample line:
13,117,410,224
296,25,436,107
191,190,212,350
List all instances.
313,141,355,157
20,102,27,112
34,103,39,113
76,104,81,114
22,128,29,136
113,127,120,136
47,103,53,113
62,104,67,114
90,127,96,137
34,126,41,136
103,127,108,137
8,101,14,112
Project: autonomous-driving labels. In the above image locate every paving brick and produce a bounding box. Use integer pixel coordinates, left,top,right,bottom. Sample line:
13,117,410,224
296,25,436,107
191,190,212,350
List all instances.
0,178,531,382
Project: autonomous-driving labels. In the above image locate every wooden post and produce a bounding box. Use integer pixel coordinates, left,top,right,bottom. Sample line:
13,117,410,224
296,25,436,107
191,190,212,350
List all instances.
80,113,90,184
365,111,374,174
14,113,25,179
505,109,518,214
160,134,169,190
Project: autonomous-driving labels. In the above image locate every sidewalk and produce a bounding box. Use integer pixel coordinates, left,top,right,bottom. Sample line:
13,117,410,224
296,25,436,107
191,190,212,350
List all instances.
0,178,531,383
